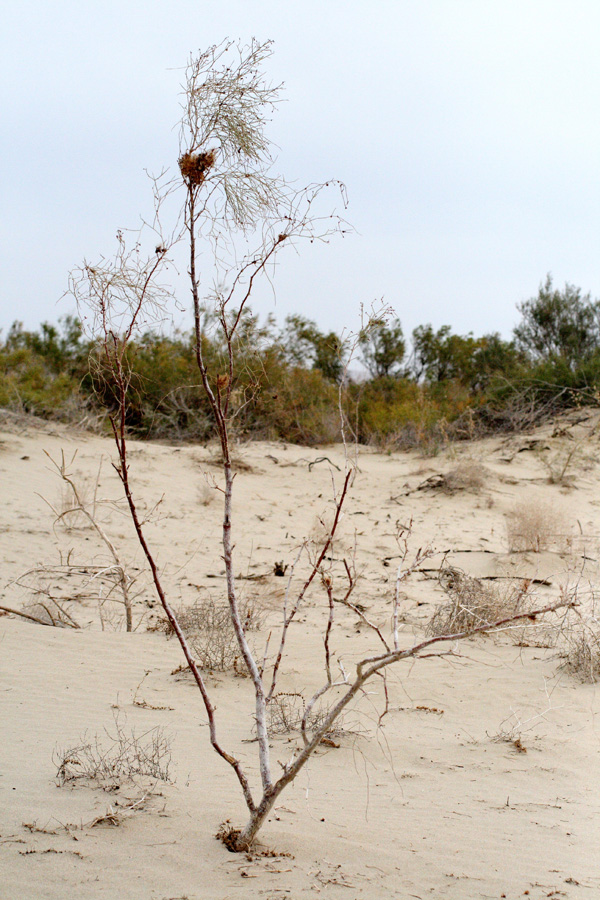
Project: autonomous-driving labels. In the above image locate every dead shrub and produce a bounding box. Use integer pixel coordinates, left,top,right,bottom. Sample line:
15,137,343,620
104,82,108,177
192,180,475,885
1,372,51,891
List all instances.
416,461,489,494
167,597,263,674
535,441,584,486
14,560,142,632
267,692,347,741
55,714,172,787
564,620,600,683
427,568,532,636
205,451,255,473
198,481,215,506
20,597,79,628
56,471,101,531
442,461,488,492
505,500,567,553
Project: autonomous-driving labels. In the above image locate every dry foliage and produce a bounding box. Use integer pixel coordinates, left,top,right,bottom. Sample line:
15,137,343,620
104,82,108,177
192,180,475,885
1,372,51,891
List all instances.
178,149,216,186
535,441,584,486
13,556,145,632
205,451,255,473
20,598,79,628
27,451,138,630
427,569,533,636
413,461,489,494
198,481,216,506
54,469,102,531
505,500,567,553
564,619,600,683
267,691,347,739
442,461,489,492
55,714,172,787
161,597,263,673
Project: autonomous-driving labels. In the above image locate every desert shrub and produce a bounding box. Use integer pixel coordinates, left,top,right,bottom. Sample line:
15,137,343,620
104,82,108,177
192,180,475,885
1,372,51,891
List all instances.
427,568,531,636
19,597,79,628
86,324,343,444
439,461,488,493
0,345,83,418
249,363,341,444
267,692,348,741
55,715,172,787
15,559,137,631
352,376,476,451
7,309,600,444
61,38,581,850
564,620,600,683
267,692,309,735
165,597,263,673
0,318,92,422
88,331,216,440
535,441,584,486
484,353,600,424
505,500,567,552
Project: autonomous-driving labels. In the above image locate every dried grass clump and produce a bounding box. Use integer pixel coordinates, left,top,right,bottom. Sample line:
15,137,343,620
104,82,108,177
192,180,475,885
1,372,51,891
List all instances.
171,597,263,673
267,692,347,740
427,568,531,636
535,441,585,486
267,692,308,735
14,560,139,632
205,451,255,473
198,481,215,506
564,621,600,683
56,472,100,531
442,461,488,493
178,149,216,186
413,461,489,494
55,715,172,787
505,500,566,553
21,598,78,628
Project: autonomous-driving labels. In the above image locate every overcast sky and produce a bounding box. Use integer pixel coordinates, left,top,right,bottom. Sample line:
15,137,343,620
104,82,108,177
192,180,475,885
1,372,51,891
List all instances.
2,1,600,342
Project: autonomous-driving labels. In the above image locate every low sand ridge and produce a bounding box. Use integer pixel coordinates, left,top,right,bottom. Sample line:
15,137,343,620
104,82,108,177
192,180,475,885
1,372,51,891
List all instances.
1,411,599,899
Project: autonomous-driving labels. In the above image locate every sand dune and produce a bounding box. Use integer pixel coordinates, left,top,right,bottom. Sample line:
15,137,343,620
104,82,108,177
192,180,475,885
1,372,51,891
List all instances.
1,411,599,899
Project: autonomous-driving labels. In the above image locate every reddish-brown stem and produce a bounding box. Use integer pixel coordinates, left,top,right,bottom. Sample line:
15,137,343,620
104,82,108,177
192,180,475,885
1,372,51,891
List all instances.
267,468,353,701
107,345,256,813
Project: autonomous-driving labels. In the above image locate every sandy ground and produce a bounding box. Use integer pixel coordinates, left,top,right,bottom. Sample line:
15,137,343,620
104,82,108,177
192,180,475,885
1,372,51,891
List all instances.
1,410,600,899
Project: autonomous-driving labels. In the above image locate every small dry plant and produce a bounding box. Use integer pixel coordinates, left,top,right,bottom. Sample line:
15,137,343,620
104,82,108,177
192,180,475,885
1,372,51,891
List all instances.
13,572,81,629
441,461,489,493
427,569,533,636
161,597,263,674
198,481,216,506
14,450,139,631
55,713,172,788
563,596,600,682
412,461,489,495
535,441,583,486
13,559,145,631
267,692,347,740
55,466,102,530
505,500,567,553
489,687,558,752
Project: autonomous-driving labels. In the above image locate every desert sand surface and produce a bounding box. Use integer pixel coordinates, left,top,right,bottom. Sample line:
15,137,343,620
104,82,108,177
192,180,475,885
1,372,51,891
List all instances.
1,410,600,899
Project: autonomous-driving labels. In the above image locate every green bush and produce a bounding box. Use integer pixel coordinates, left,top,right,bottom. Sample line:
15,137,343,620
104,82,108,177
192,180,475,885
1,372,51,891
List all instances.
5,285,600,445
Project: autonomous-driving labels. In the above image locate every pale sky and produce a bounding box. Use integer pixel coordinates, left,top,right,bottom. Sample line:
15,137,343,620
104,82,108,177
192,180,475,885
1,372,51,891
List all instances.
2,1,600,342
